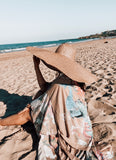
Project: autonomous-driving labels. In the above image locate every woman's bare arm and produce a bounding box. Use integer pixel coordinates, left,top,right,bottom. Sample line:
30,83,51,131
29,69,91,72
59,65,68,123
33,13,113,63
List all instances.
33,56,47,91
0,105,32,126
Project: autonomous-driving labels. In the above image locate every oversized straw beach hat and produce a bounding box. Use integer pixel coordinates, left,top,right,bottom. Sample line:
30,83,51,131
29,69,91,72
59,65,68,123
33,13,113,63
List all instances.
27,43,97,85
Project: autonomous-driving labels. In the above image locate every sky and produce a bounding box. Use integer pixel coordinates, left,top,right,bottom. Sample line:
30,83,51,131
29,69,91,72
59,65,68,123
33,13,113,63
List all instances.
0,0,116,44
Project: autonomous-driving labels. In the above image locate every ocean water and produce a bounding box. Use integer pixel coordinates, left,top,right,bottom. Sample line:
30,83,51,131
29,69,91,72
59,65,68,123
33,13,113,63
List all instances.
0,38,90,54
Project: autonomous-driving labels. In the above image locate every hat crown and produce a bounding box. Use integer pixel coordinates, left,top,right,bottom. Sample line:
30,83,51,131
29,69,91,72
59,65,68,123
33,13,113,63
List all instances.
55,43,76,60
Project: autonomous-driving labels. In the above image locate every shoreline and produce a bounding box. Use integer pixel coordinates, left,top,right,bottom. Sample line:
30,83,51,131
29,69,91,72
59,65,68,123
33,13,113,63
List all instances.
0,37,113,60
0,36,115,55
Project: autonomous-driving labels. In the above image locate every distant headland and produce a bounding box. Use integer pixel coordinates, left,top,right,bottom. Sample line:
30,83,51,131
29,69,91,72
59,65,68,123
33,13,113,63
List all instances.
78,29,116,39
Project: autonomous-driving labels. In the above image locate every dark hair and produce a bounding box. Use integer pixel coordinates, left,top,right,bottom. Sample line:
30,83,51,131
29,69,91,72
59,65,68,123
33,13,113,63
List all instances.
78,82,86,91
74,81,86,92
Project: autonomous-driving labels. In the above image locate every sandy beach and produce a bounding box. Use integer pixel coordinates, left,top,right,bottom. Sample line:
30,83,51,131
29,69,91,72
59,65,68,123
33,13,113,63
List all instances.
0,38,116,159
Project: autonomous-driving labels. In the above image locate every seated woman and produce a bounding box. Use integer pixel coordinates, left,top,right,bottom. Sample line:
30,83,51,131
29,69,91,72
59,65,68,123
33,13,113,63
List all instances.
0,43,112,159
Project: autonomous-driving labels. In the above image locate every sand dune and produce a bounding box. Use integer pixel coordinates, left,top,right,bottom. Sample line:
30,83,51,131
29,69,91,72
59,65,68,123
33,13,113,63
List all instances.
0,38,116,159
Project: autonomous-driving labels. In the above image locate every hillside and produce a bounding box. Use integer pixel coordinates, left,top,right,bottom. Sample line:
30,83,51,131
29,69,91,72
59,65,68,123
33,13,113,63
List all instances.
78,29,116,39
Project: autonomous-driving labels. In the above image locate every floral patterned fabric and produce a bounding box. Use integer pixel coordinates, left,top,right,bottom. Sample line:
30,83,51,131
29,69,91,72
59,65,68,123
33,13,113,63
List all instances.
30,76,113,160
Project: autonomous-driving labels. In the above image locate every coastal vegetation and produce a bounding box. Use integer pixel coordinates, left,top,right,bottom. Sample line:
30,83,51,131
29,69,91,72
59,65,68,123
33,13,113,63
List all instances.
78,29,116,39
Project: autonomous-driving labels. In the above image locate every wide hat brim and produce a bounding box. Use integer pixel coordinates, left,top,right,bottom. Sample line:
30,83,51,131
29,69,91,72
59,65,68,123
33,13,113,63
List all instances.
26,47,97,85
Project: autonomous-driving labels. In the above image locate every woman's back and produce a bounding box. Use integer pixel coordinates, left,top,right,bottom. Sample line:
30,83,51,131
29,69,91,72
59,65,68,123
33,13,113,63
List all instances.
30,75,93,159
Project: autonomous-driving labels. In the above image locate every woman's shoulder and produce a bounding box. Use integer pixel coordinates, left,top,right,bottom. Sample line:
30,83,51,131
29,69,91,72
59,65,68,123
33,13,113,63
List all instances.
47,83,72,98
48,83,67,92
